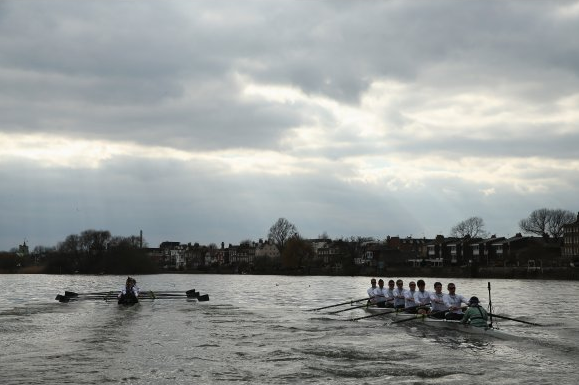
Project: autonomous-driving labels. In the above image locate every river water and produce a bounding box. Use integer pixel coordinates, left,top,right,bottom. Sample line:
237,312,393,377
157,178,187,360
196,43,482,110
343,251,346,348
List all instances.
1,274,578,384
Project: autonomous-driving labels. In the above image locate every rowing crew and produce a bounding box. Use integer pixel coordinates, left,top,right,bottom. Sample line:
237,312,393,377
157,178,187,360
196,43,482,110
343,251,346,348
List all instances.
367,278,489,327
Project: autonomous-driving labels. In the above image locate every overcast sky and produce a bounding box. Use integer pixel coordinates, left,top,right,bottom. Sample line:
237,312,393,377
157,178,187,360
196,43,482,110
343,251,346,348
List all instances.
1,1,578,251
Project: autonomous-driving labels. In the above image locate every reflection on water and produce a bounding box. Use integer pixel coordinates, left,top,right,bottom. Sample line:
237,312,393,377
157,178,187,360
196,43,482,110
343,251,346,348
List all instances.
0,274,578,384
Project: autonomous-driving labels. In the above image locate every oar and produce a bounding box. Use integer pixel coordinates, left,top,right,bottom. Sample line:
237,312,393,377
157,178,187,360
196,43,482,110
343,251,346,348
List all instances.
56,294,205,302
56,294,112,302
389,308,449,325
64,290,115,297
307,297,373,312
142,293,207,301
350,306,429,321
488,313,542,326
56,294,117,302
390,313,429,324
350,309,396,321
144,292,197,298
64,289,198,298
329,302,375,314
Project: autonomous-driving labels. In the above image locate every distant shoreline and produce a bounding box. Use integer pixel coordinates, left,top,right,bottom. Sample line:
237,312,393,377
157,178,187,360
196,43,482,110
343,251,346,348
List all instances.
2,265,578,280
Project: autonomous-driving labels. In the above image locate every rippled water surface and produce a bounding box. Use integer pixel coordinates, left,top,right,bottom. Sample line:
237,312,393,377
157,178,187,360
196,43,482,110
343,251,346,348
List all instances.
1,274,578,384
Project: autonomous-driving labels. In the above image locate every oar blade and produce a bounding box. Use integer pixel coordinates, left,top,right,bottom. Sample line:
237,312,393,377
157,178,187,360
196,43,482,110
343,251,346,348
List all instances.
197,294,209,302
55,294,70,303
351,309,395,321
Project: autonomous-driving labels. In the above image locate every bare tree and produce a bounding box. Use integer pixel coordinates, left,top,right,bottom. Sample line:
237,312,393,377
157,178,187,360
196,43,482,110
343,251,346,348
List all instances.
108,235,145,249
520,208,575,239
268,218,299,253
58,234,82,254
450,217,489,238
80,229,111,253
547,209,576,239
519,208,549,238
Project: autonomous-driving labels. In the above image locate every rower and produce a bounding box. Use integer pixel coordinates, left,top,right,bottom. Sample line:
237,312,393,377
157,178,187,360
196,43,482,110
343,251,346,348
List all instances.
443,283,469,321
374,279,388,308
413,279,431,314
384,279,396,308
367,278,377,305
118,276,139,305
393,279,406,310
429,281,447,319
404,281,418,313
461,296,489,327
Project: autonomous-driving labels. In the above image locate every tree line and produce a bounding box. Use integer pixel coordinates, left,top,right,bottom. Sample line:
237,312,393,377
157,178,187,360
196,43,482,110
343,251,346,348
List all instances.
1,207,575,274
0,230,158,274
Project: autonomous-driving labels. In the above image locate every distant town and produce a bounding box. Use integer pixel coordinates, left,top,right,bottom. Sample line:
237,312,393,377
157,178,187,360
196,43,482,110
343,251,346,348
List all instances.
2,212,579,279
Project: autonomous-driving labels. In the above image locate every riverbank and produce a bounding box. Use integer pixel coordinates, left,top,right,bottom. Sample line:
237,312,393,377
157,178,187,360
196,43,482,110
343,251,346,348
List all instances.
372,266,579,280
2,265,578,280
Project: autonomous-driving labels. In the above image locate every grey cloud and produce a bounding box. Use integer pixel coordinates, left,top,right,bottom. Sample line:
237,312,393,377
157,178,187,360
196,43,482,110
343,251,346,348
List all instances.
3,1,579,147
2,1,579,250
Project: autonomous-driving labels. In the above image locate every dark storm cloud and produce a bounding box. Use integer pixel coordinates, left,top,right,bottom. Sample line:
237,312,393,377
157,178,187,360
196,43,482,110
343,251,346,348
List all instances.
2,0,578,152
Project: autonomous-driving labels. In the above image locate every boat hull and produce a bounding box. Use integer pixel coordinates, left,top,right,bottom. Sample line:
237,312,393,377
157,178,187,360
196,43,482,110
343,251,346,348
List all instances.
359,306,515,339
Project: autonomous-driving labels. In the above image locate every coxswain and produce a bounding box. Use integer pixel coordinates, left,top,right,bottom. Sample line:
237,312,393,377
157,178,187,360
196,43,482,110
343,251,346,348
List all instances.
443,283,469,320
461,296,489,327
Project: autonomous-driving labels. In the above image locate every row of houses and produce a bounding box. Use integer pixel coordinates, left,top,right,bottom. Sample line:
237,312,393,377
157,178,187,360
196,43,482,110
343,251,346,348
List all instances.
148,235,576,274
145,212,579,271
146,239,282,270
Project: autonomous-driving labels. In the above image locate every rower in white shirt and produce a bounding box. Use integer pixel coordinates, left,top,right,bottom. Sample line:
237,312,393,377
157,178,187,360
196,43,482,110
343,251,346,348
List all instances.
429,281,447,319
367,278,377,305
443,283,469,320
404,281,418,313
413,279,431,314
384,280,396,308
373,279,388,308
392,279,406,309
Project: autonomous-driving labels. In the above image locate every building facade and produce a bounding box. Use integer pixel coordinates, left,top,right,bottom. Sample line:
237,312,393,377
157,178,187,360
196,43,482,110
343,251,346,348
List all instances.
563,212,579,266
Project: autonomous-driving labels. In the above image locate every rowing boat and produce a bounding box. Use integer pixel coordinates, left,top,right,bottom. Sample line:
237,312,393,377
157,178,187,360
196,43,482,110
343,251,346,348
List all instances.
55,289,210,303
357,306,516,339
400,315,515,339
